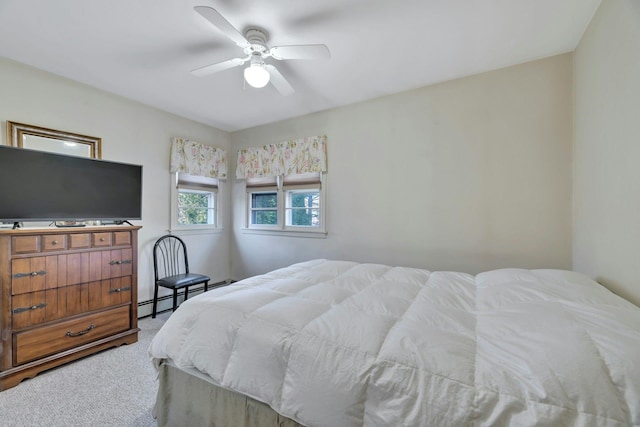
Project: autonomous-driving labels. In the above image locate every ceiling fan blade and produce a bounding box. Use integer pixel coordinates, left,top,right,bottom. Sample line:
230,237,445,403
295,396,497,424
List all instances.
265,65,295,96
194,6,250,49
191,57,246,77
270,44,330,61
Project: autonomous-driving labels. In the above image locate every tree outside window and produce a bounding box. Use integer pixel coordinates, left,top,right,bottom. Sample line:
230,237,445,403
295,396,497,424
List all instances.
287,191,320,227
250,192,278,225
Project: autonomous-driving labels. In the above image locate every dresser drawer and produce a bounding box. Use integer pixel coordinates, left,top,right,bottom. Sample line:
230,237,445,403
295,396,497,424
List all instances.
43,234,67,252
12,236,40,254
92,232,112,247
113,231,132,246
13,305,131,365
12,284,91,330
69,233,91,249
12,277,133,329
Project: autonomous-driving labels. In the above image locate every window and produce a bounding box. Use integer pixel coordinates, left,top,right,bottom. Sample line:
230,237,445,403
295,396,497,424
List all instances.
245,172,325,235
171,173,219,231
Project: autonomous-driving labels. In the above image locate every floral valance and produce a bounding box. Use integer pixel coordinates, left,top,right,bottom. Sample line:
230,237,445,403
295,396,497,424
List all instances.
236,135,327,179
170,137,227,179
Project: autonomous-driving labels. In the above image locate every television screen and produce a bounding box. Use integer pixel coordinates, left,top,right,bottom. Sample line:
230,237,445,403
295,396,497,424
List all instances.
0,145,142,222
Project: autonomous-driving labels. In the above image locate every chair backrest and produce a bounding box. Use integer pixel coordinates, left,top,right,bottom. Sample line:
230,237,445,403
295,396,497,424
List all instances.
153,234,190,282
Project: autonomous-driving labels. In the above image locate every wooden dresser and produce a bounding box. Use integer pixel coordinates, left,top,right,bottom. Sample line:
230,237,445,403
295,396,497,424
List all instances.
0,225,141,390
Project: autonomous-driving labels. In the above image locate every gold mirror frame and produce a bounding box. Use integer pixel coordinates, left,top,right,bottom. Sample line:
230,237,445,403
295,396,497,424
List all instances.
7,121,102,159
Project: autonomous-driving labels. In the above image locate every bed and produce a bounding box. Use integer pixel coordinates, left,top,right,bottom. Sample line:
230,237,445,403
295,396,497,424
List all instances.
149,259,640,426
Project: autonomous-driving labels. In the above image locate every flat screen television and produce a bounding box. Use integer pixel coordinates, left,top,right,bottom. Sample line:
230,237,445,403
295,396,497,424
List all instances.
0,145,142,224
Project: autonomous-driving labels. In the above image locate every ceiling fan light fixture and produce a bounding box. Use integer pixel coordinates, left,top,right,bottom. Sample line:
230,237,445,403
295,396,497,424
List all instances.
244,63,270,88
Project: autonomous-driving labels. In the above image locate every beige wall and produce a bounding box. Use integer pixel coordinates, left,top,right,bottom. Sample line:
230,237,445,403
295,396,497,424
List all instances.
231,54,574,280
573,0,640,306
0,57,232,314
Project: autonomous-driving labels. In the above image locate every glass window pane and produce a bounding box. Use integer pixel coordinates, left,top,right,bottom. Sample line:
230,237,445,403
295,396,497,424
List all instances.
178,207,212,225
179,192,210,208
288,208,320,227
290,191,319,208
252,193,277,208
251,210,278,225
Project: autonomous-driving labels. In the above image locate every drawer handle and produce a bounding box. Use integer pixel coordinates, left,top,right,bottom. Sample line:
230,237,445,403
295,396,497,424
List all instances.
52,240,58,245
66,324,95,337
100,237,106,242
109,259,132,266
109,286,131,294
13,303,47,314
13,270,46,279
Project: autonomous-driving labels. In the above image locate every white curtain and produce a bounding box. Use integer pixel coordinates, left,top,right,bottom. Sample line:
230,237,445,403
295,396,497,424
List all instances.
170,137,228,179
236,135,327,179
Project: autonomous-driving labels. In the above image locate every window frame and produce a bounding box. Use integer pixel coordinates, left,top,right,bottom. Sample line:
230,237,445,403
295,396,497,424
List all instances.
248,188,281,229
244,173,326,237
170,172,222,233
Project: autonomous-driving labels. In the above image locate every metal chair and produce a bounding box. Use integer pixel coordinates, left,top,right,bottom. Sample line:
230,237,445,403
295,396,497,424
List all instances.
152,234,210,318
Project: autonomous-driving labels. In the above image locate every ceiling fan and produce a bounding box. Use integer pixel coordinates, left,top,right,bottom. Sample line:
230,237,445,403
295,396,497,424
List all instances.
192,6,331,96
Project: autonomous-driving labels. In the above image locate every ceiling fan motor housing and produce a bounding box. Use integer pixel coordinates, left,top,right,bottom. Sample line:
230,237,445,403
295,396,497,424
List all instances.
244,28,269,54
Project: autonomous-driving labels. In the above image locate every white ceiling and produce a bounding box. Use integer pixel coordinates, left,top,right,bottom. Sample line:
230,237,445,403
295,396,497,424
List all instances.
0,0,600,132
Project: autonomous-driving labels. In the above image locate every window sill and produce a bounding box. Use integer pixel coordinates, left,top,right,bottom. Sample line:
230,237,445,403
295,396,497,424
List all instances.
241,228,327,239
168,226,224,236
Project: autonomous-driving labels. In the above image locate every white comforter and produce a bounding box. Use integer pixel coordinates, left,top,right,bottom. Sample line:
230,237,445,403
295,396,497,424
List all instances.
149,259,640,426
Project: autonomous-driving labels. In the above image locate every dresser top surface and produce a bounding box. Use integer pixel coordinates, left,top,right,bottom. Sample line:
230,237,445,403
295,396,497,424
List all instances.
0,225,142,236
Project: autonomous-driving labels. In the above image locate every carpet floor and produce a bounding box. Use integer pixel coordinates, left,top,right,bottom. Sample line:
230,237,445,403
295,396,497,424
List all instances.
0,314,168,427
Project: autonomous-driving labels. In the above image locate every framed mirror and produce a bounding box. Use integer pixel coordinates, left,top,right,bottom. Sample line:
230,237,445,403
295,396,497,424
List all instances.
6,121,102,159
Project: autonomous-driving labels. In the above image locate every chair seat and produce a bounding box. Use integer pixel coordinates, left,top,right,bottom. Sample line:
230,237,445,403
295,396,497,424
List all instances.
157,273,210,289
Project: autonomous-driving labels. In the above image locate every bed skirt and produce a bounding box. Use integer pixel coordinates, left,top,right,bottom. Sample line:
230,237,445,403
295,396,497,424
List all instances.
154,360,304,427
